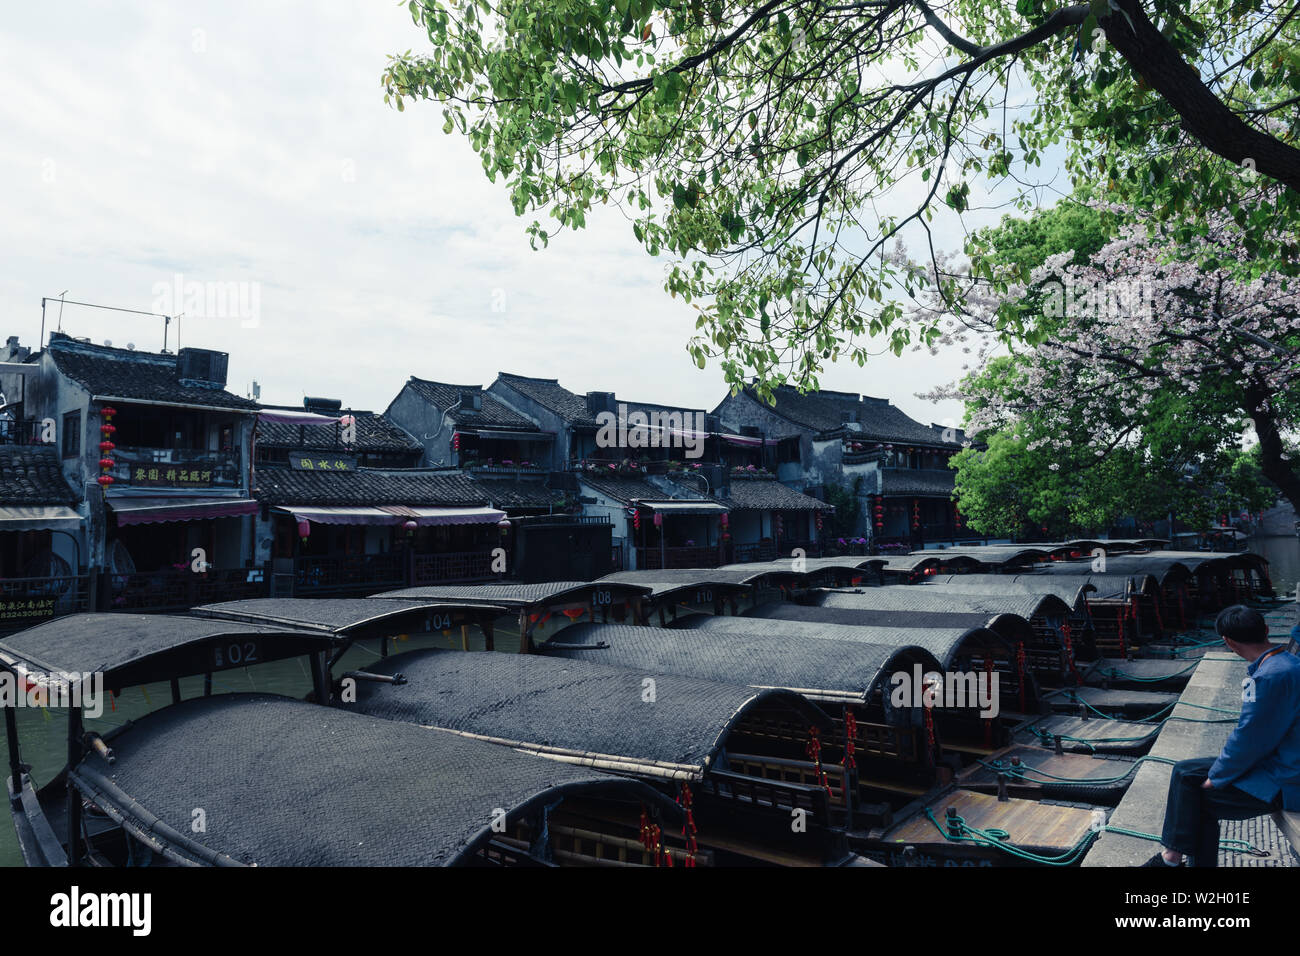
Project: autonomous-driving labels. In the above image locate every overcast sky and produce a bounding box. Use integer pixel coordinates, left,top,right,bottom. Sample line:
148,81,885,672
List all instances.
0,2,1058,428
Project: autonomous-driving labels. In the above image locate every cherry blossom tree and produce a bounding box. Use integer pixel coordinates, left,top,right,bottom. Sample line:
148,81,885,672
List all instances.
916,205,1300,512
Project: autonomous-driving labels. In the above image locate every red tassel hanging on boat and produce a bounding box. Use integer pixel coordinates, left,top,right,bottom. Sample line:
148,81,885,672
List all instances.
676,782,698,865
805,726,832,798
1061,623,1081,685
842,709,857,770
1015,642,1028,713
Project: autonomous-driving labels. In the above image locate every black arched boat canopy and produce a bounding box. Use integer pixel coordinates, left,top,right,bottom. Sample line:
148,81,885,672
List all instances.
816,586,1074,628
596,569,755,605
912,546,1051,570
66,693,681,867
539,622,941,704
191,597,509,637
677,613,1013,673
923,574,1100,612
346,647,831,780
371,580,653,610
746,599,1039,649
0,613,340,693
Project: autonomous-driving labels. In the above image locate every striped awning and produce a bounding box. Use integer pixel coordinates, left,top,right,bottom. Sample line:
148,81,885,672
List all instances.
642,501,729,516
276,505,507,527
109,497,259,526
0,504,82,531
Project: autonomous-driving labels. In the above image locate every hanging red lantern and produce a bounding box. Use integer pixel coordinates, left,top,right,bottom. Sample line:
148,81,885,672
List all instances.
815,512,823,531
452,432,461,452
719,512,729,529
99,423,116,435
297,519,311,540
96,475,114,486
98,440,115,452
632,509,642,531
98,457,115,471
100,406,117,418
653,512,663,528
403,519,418,534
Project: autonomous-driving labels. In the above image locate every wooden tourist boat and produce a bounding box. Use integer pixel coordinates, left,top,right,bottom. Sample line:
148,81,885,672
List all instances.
2,612,690,867
673,613,1038,745
343,647,865,865
808,587,1092,686
537,621,947,810
370,580,653,651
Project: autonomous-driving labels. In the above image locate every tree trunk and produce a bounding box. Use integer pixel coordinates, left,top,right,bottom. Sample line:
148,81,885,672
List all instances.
1244,389,1300,516
1103,1,1300,192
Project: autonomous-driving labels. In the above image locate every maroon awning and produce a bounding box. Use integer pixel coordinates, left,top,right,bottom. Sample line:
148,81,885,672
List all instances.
109,497,259,526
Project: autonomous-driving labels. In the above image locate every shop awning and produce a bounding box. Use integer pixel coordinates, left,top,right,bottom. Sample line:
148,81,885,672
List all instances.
109,497,260,526
275,505,395,526
0,504,83,531
379,505,507,526
643,501,729,516
275,505,507,527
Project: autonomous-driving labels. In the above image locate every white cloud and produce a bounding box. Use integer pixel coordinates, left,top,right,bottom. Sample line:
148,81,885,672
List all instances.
0,0,1048,427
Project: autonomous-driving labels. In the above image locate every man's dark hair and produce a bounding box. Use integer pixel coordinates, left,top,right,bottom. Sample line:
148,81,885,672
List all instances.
1215,605,1270,645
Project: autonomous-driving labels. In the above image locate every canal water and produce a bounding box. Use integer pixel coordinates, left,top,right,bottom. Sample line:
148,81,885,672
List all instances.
3,539,1299,867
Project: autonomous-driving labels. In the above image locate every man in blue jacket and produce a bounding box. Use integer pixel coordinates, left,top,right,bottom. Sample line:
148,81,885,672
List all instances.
1144,604,1300,867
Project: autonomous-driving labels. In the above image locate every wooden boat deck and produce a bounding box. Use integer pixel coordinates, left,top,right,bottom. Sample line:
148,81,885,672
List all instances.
1012,715,1162,754
1081,657,1197,688
958,744,1137,802
1043,685,1178,717
864,789,1099,865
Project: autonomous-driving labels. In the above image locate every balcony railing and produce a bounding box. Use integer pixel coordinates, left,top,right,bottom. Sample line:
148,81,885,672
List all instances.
0,574,90,633
292,549,501,597
638,545,722,570
411,551,498,585
293,552,406,597
0,418,55,446
107,567,266,613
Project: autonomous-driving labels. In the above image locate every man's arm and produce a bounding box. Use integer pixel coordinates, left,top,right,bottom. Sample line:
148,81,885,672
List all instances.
1208,668,1294,788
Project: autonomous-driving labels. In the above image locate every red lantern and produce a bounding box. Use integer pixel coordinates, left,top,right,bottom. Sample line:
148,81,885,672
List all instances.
96,475,114,486
100,423,116,435
100,406,117,418
653,512,663,528
98,440,115,452
719,512,729,529
632,509,642,531
297,519,311,540
452,432,461,452
403,519,418,534
98,458,115,470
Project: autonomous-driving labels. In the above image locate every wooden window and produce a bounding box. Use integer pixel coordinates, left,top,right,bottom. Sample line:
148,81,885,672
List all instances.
61,410,80,459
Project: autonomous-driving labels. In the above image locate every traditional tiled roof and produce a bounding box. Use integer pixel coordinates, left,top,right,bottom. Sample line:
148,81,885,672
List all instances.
880,469,957,497
736,385,960,447
47,337,258,411
256,408,421,453
577,473,711,505
494,373,600,427
724,475,833,511
0,446,79,505
472,476,566,510
402,378,541,431
253,465,488,507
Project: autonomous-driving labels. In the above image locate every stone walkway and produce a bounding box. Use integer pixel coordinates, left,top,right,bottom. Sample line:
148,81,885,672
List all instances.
1083,609,1296,867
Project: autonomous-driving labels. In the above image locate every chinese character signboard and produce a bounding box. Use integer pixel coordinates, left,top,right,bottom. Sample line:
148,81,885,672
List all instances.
131,464,216,488
289,452,357,472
